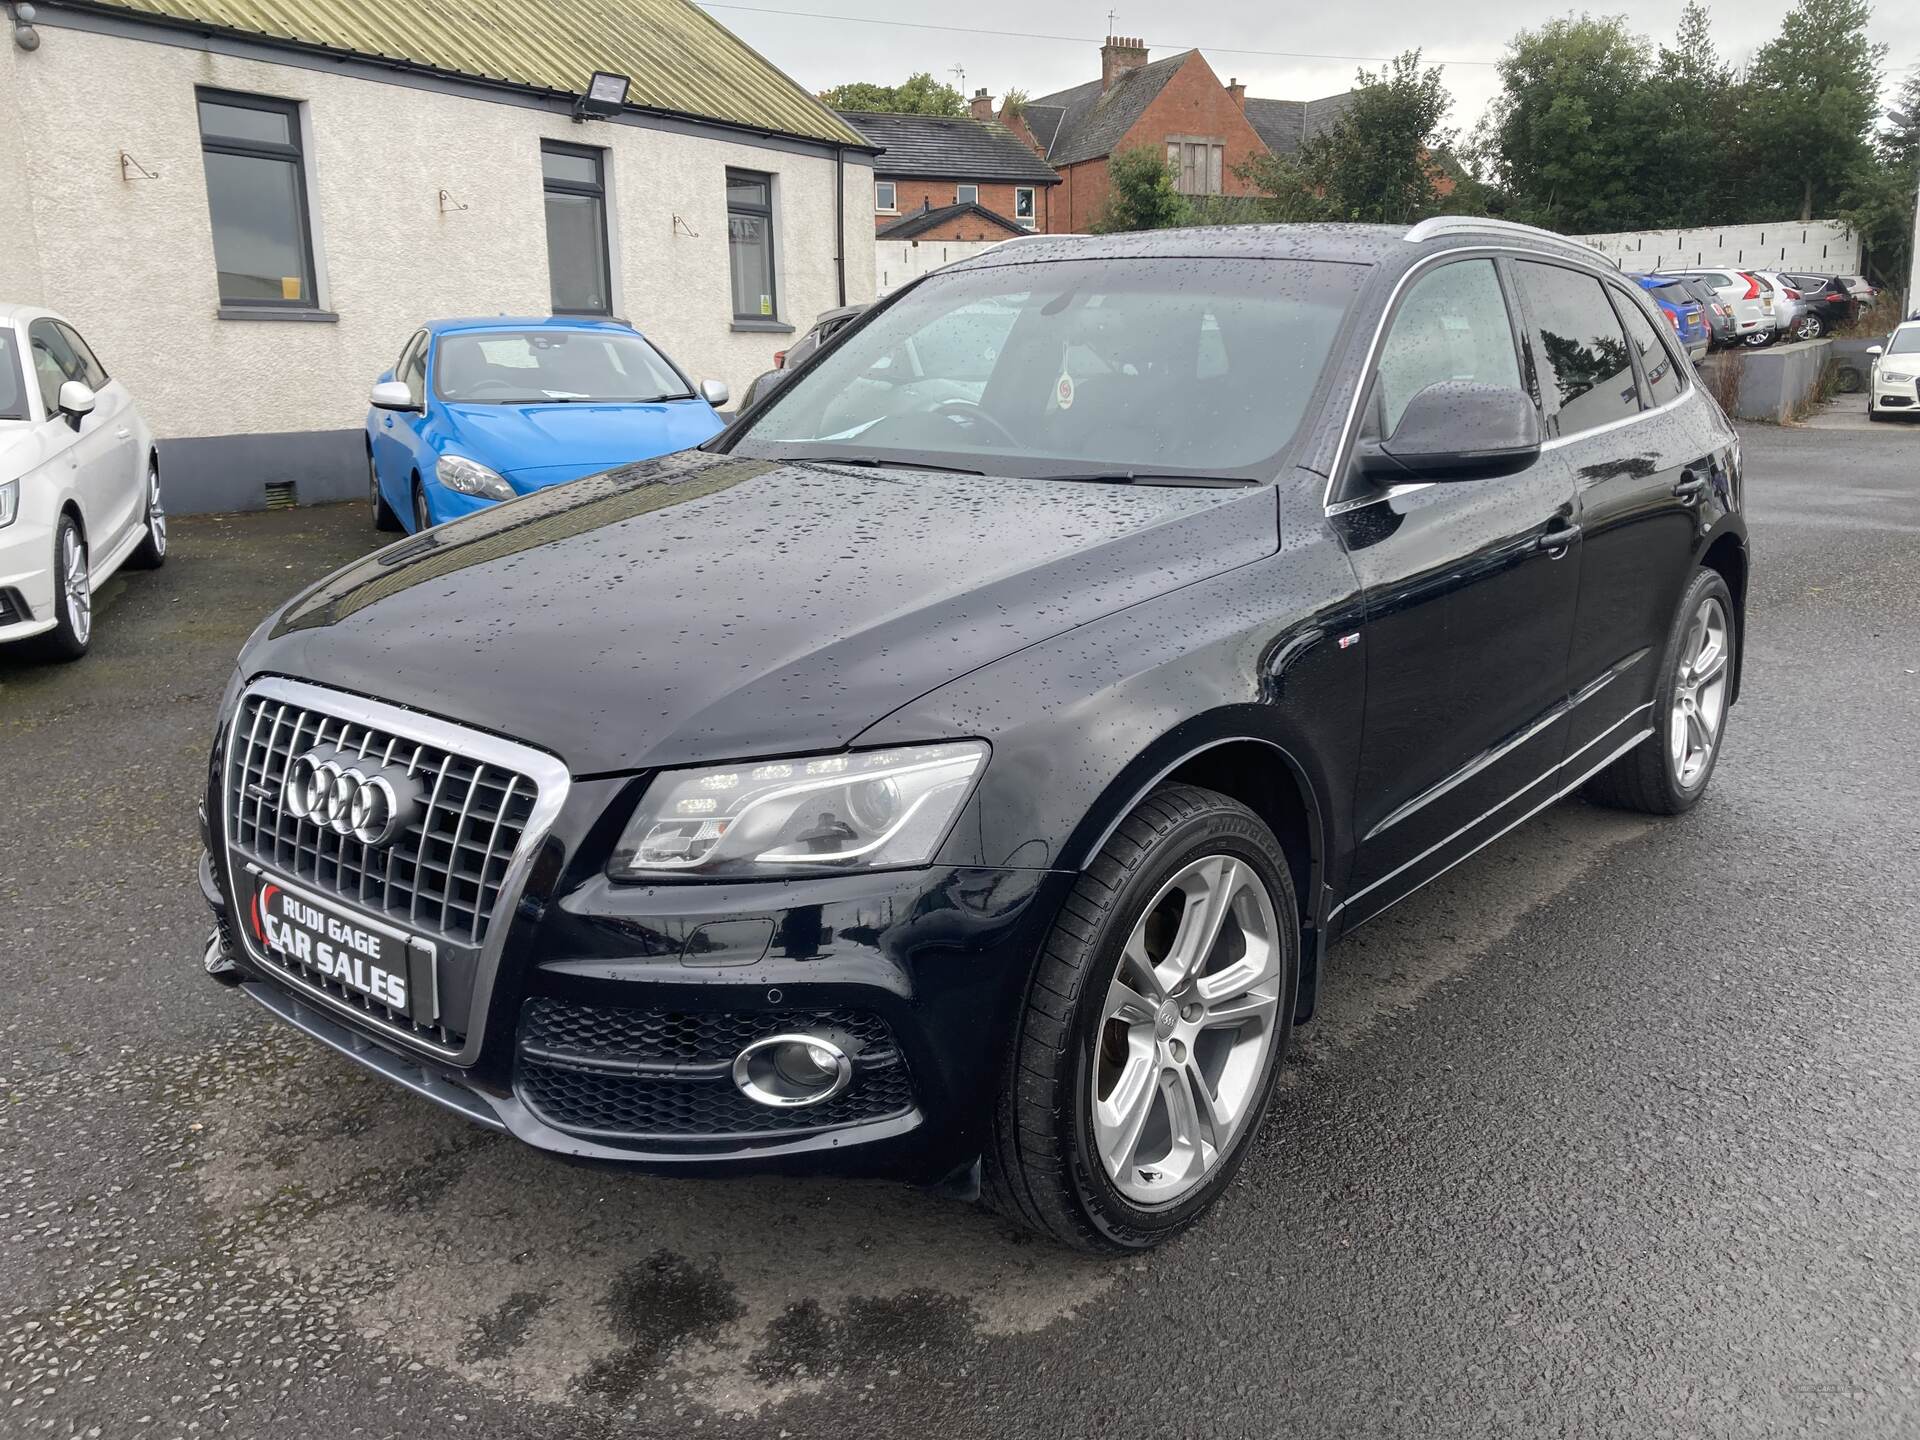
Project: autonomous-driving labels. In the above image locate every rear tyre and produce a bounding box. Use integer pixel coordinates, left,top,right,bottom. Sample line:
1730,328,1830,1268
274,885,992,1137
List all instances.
24,515,91,661
370,451,402,532
982,783,1298,1253
126,460,167,569
1794,313,1826,341
1584,569,1735,816
1742,330,1775,349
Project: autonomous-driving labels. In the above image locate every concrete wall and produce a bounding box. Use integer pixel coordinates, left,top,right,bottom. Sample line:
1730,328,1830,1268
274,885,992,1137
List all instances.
1701,338,1832,423
875,238,1009,296
1575,220,1860,277
5,19,875,510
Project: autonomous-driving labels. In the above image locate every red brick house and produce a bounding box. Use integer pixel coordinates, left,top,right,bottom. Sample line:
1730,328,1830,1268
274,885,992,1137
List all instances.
1012,38,1354,233
840,107,1061,239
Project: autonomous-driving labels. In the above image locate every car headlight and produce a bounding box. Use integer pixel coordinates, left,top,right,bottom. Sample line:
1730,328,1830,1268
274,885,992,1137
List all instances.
1881,370,1914,384
610,741,988,879
0,479,16,528
435,455,515,501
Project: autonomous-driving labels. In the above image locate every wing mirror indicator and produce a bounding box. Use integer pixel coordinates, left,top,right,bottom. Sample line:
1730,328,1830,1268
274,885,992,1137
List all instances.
1357,381,1543,484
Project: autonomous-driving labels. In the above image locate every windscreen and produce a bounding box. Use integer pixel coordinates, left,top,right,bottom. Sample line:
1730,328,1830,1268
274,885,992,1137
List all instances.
734,256,1365,480
1652,282,1695,307
1887,328,1920,355
435,330,691,404
0,333,24,421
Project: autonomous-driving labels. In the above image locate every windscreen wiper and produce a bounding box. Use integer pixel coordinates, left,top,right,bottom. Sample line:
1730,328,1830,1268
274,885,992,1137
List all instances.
798,456,987,476
1038,470,1259,487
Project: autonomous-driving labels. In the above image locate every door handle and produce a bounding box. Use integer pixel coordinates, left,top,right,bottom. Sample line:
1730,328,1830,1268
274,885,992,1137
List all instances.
1536,521,1581,555
1672,471,1708,501
115,427,131,440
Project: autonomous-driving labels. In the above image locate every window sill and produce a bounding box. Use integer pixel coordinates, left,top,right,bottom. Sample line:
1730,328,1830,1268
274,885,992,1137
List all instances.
218,306,339,323
730,318,795,334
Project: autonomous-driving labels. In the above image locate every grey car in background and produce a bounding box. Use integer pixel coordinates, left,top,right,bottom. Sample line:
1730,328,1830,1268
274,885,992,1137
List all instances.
739,303,868,410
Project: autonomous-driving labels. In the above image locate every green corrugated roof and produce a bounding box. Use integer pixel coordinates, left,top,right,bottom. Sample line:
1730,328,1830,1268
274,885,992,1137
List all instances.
90,0,867,146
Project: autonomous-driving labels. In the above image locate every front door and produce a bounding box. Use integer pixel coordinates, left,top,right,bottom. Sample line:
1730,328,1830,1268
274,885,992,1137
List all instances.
372,331,428,506
1336,256,1583,926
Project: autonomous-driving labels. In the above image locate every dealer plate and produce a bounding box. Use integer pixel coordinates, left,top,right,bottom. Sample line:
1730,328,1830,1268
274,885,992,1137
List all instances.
244,870,436,1024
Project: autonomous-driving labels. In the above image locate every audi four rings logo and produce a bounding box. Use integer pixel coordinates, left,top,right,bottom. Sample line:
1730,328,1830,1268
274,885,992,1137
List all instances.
282,748,423,847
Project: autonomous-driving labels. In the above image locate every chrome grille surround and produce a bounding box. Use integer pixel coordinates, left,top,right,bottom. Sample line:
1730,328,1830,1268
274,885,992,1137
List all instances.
222,675,571,1064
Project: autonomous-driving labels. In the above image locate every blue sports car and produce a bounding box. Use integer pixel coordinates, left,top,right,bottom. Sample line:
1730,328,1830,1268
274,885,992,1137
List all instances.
365,316,729,533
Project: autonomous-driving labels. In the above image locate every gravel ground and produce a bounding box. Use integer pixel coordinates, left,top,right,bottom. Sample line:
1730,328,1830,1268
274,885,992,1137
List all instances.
2,423,1917,1438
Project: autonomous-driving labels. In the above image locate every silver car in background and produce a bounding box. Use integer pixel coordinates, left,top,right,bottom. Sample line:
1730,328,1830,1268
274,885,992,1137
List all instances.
1668,267,1775,346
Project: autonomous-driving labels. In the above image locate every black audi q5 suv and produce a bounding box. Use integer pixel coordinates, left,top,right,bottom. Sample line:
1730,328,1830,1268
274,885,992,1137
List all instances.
199,219,1748,1252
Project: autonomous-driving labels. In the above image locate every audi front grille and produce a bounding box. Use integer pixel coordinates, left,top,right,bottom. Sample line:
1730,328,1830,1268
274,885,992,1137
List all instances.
222,676,569,1055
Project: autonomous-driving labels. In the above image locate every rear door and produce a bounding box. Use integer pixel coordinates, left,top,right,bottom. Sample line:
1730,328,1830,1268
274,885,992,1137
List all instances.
1338,256,1582,923
1515,262,1706,761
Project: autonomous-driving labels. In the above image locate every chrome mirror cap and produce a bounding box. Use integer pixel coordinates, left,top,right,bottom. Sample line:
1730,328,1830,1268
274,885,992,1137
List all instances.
369,380,418,411
700,378,731,408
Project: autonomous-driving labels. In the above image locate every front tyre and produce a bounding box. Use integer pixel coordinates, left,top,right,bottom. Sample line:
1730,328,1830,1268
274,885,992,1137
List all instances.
1585,568,1735,815
983,784,1297,1253
370,450,402,532
411,479,432,534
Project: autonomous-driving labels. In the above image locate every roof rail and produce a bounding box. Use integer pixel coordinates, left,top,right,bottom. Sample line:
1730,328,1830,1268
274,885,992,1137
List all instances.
1403,215,1612,262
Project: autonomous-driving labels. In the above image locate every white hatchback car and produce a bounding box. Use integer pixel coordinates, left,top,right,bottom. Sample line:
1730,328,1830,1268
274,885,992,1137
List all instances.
1867,320,1920,422
0,303,165,659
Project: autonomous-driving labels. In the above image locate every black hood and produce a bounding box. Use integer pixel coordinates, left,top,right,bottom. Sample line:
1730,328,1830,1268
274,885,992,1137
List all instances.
246,451,1278,775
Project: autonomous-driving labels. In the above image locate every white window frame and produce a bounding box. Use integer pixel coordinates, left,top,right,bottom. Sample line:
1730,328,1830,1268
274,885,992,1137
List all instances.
955,183,979,205
875,180,897,213
1014,186,1036,228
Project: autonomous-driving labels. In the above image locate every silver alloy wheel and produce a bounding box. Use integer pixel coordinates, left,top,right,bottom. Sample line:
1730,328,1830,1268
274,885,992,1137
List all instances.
146,465,167,556
1794,314,1823,341
368,452,381,519
1671,595,1730,789
63,528,90,645
1092,853,1283,1205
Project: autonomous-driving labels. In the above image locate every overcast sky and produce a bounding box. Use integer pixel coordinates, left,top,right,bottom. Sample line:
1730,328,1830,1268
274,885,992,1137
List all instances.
697,0,1920,137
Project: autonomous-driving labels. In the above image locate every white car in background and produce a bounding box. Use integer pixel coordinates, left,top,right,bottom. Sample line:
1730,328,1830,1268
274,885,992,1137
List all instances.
0,303,165,659
1866,321,1920,422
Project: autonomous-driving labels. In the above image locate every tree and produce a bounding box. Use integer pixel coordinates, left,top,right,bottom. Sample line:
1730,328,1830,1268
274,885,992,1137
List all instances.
1744,0,1885,220
1090,145,1191,233
1838,66,1920,288
820,72,965,116
1480,16,1660,233
1634,3,1745,226
1239,51,1455,224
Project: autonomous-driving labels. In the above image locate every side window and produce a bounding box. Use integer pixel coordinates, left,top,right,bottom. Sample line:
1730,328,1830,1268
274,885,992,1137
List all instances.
1375,259,1522,436
196,90,318,308
1610,288,1684,408
27,319,80,415
1515,261,1641,436
54,324,108,389
400,335,428,406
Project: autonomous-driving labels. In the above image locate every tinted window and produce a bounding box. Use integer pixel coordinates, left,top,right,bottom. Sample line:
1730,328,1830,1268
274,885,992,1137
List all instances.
737,257,1364,480
727,170,777,320
1612,289,1684,408
1516,261,1641,435
1693,271,1734,288
196,90,316,307
1376,259,1522,435
0,332,26,421
54,324,108,389
434,329,689,404
399,334,428,405
1651,282,1693,307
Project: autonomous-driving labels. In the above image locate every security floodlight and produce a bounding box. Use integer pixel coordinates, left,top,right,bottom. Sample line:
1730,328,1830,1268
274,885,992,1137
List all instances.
574,70,630,121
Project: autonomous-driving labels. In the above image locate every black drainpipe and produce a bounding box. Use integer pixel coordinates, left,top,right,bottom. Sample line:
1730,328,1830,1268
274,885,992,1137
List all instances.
834,146,848,306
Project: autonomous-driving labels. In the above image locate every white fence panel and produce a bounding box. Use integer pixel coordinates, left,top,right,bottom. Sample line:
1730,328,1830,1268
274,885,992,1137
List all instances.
1571,220,1860,275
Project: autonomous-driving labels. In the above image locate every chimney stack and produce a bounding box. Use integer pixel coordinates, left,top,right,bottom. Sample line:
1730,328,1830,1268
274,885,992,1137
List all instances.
969,87,996,122
1226,76,1246,110
1101,36,1148,93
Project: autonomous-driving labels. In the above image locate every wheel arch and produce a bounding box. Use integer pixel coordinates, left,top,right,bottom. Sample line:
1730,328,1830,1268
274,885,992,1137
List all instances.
1065,725,1331,1022
1697,527,1748,702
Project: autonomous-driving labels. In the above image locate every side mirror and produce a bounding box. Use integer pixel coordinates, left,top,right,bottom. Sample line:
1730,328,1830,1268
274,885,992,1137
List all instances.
1358,381,1542,483
1866,344,1884,356
700,378,730,408
369,379,418,412
57,379,95,427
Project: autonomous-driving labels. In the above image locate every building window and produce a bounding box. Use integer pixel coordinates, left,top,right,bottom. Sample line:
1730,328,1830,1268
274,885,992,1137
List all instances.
1167,140,1224,196
875,180,897,213
727,169,777,321
542,142,612,316
955,184,979,205
1014,187,1036,227
196,90,318,308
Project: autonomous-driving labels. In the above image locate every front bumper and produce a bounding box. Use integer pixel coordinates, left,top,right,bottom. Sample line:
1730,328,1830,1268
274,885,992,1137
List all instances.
0,517,58,644
201,844,1069,1181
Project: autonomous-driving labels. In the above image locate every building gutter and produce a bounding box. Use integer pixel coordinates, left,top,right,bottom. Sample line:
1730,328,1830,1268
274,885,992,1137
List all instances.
30,0,886,157
835,146,847,306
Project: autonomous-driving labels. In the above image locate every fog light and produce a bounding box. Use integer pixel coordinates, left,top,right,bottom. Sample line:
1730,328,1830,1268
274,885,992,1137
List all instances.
732,1033,853,1108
